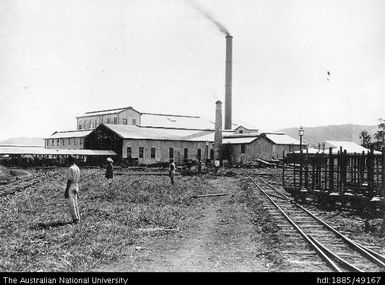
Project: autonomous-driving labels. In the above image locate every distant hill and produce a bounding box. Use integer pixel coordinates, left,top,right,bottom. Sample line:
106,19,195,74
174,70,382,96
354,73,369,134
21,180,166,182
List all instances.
278,124,378,147
0,137,44,146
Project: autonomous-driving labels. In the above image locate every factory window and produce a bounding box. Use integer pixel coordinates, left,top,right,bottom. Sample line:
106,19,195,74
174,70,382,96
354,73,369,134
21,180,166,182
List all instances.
132,119,137,125
241,144,246,154
123,119,128,125
80,139,83,146
139,147,144,158
184,148,188,160
79,124,82,130
197,149,201,160
127,147,132,158
169,148,174,159
57,139,59,146
74,139,77,146
151,147,156,159
62,140,65,146
107,118,111,124
114,117,117,124
68,139,71,145
51,139,54,145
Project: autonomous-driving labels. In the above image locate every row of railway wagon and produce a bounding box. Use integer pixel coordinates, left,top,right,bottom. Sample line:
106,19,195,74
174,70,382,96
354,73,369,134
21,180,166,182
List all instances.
283,147,385,217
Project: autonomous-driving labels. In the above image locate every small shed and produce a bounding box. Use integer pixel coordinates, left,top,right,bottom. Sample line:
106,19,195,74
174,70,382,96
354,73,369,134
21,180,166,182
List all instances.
223,132,303,163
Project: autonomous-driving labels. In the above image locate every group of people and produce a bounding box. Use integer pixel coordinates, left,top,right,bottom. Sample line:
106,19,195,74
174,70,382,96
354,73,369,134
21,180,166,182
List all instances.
64,156,220,224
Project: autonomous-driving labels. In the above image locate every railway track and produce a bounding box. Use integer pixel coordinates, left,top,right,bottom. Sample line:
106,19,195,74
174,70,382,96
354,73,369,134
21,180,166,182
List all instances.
247,174,385,272
0,169,60,197
0,168,105,197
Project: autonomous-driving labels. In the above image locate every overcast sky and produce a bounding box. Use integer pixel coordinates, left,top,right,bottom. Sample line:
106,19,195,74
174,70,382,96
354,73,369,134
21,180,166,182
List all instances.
0,0,384,139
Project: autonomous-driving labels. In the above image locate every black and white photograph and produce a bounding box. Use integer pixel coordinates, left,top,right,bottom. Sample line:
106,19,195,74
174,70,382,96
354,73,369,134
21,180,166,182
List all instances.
1,0,385,278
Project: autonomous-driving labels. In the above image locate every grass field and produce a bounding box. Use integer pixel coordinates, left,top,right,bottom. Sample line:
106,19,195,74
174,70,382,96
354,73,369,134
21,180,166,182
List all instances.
0,168,207,271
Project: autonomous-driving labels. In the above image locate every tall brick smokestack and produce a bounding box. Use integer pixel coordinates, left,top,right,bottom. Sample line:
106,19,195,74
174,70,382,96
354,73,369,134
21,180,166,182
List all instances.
225,35,232,130
214,100,223,160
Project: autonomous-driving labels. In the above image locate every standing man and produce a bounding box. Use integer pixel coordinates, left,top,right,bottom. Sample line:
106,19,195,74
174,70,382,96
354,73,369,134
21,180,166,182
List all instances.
105,157,114,187
169,159,176,185
214,158,220,173
65,155,80,224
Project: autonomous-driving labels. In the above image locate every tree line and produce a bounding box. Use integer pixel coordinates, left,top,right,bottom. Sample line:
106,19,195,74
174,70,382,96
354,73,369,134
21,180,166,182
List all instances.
359,118,385,151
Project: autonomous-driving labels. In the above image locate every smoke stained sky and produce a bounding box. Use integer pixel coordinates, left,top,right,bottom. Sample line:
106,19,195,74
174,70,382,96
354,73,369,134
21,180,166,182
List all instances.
186,0,231,36
0,0,384,139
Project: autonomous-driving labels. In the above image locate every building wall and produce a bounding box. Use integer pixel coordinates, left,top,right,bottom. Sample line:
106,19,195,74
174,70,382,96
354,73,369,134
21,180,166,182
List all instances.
77,116,99,130
77,109,141,130
228,137,302,163
122,139,214,164
118,109,141,125
245,137,273,161
44,138,85,149
272,144,301,159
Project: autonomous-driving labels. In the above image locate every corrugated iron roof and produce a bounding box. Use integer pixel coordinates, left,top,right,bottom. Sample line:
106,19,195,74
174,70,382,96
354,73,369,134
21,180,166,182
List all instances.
293,147,381,155
140,114,215,130
223,133,259,138
324,141,381,154
0,147,116,156
103,124,215,142
45,130,92,139
77,106,140,117
264,133,302,145
223,137,258,144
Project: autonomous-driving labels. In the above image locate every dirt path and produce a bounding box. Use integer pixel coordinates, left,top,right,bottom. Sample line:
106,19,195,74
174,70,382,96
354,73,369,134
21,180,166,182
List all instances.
97,176,267,272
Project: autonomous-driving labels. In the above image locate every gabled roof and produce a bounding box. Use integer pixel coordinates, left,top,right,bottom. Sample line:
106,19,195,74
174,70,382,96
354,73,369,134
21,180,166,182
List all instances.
293,147,382,155
324,141,381,154
262,133,302,145
140,113,215,130
233,125,259,132
222,132,259,144
45,130,92,139
100,124,215,142
77,106,140,118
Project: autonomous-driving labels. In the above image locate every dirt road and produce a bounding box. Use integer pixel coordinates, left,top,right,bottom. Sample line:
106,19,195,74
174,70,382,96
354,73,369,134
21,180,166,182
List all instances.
98,176,268,272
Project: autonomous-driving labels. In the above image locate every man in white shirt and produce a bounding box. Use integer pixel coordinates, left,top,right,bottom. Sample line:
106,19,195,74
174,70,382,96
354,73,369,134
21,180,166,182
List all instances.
65,155,81,224
214,158,220,173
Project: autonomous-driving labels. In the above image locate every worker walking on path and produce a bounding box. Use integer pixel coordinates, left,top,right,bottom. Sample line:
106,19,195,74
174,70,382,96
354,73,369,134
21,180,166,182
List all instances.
105,157,114,187
169,159,176,185
64,155,80,224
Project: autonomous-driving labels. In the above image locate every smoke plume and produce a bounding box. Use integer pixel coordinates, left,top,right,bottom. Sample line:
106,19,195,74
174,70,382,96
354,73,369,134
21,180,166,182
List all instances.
187,0,231,36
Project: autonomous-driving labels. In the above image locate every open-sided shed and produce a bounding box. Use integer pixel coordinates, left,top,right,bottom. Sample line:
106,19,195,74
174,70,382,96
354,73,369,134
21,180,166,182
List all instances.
85,124,215,165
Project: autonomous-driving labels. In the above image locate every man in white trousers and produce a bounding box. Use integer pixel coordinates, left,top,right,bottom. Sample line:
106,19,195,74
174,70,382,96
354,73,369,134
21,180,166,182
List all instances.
64,155,81,224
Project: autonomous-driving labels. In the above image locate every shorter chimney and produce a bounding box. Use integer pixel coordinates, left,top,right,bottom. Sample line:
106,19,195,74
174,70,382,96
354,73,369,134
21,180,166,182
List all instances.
214,100,223,160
